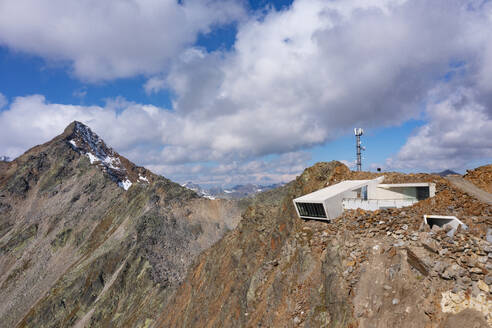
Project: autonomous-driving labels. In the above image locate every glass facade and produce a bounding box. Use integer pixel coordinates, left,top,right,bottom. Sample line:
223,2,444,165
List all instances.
295,202,327,218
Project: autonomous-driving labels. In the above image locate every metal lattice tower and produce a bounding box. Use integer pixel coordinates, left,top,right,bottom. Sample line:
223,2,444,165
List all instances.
354,128,364,172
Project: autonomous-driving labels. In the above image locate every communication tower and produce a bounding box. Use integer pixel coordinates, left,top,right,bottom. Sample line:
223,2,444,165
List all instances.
354,128,365,172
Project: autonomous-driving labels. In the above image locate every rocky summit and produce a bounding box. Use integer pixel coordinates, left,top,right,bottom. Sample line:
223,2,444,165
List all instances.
0,121,241,328
465,165,492,194
0,122,491,328
158,163,492,328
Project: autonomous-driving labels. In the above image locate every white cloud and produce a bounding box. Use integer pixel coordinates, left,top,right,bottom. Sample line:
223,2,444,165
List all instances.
1,0,492,183
386,87,492,171
144,77,166,95
0,94,309,184
0,95,162,158
156,0,492,165
340,160,356,170
0,93,7,109
72,88,87,99
147,151,310,186
0,0,244,81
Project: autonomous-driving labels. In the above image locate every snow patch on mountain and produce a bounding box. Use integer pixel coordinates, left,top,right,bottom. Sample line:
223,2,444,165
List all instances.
118,179,132,191
86,153,98,164
67,121,140,191
103,155,121,170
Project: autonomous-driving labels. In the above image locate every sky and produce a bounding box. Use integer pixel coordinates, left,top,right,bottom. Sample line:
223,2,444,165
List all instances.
0,0,491,187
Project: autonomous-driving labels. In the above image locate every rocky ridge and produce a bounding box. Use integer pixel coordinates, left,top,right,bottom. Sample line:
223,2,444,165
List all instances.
0,121,241,328
465,164,492,193
159,162,492,328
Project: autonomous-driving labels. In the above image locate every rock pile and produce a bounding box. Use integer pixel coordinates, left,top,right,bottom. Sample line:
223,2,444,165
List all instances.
465,164,492,193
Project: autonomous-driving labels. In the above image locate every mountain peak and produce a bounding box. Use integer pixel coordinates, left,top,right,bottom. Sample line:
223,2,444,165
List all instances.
434,169,460,177
61,120,88,137
63,121,151,190
66,121,112,161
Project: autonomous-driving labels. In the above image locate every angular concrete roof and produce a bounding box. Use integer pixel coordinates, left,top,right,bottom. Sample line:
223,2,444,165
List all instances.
294,177,383,202
378,182,433,188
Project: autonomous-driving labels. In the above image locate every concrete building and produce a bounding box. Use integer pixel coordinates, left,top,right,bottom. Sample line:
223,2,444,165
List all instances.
293,176,435,221
423,215,467,237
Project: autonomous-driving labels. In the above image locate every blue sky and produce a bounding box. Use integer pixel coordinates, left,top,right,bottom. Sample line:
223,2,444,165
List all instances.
0,0,491,186
0,1,295,108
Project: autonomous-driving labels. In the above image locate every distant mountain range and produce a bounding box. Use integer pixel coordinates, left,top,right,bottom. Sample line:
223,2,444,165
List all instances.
183,168,465,199
182,181,286,199
434,169,460,177
0,156,10,162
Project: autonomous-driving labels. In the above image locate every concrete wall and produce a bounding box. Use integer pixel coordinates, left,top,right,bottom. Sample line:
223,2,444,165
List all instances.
344,190,359,199
342,199,417,210
366,180,384,199
324,194,345,220
429,184,436,197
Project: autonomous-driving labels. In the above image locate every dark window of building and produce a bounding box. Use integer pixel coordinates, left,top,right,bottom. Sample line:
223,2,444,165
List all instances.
295,202,327,218
426,217,455,229
416,187,430,200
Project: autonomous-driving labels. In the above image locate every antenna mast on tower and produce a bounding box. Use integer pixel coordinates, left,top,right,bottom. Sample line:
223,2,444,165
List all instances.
354,128,365,172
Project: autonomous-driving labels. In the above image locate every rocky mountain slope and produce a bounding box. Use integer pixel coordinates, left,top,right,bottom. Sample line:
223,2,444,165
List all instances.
465,164,492,193
158,162,492,328
0,122,241,328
